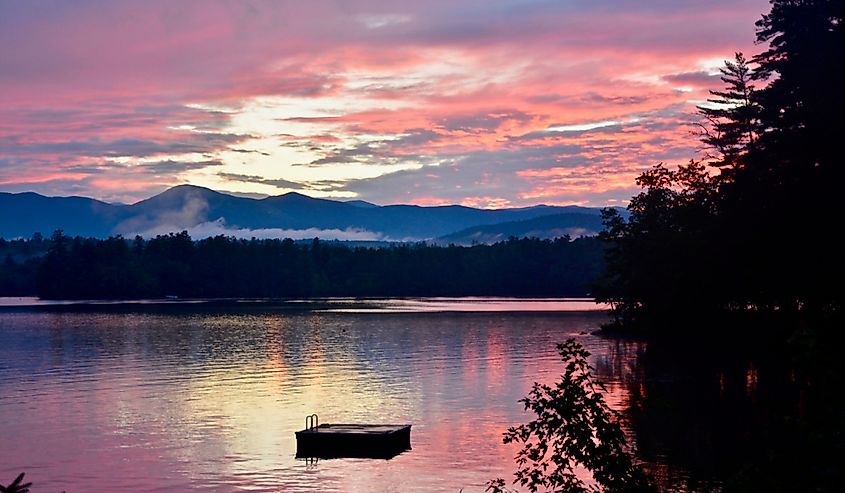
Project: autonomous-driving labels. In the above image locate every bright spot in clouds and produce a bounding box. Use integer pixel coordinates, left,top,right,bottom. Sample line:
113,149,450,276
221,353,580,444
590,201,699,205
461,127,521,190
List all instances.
546,121,620,133
356,14,413,29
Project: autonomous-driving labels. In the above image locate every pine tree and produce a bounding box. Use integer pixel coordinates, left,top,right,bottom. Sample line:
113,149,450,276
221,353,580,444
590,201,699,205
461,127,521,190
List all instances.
749,0,844,310
753,0,845,166
696,52,760,170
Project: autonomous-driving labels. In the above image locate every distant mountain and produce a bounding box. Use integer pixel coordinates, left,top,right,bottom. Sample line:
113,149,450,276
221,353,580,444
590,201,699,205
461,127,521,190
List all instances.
0,192,120,238
343,199,379,208
0,185,616,240
435,213,607,245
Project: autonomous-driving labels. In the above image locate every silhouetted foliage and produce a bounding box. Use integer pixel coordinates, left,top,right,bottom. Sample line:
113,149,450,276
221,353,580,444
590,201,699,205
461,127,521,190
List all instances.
488,339,656,493
0,473,31,493
696,52,760,169
596,162,720,327
0,234,47,295
597,0,844,329
16,233,604,299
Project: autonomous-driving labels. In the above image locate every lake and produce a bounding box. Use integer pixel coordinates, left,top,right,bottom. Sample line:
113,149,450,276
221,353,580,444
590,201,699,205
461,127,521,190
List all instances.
0,298,762,492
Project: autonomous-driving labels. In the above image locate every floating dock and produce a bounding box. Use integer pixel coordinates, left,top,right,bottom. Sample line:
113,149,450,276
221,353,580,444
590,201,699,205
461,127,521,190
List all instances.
295,415,411,459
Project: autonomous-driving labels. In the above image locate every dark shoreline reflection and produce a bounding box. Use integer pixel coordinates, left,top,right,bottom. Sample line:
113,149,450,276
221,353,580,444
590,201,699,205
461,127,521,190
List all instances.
595,324,843,493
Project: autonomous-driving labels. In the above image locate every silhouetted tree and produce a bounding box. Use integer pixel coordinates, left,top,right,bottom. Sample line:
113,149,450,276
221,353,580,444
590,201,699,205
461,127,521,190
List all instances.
598,0,844,328
745,0,845,311
24,234,605,299
753,0,844,170
696,52,760,170
596,162,719,328
488,339,655,493
0,473,31,493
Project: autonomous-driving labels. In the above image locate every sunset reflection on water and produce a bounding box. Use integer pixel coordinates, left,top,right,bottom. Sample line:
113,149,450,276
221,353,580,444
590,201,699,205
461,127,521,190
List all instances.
0,299,632,492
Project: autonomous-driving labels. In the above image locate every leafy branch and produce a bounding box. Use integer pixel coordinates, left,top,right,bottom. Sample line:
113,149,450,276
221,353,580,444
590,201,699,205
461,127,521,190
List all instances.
489,339,656,493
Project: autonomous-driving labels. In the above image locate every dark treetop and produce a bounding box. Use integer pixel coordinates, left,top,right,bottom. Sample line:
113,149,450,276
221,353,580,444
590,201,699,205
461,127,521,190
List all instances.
11,232,604,300
595,0,844,330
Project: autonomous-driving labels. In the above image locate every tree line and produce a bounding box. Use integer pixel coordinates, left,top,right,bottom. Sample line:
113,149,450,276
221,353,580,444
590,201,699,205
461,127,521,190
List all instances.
0,235,47,296
1,231,604,300
596,0,844,330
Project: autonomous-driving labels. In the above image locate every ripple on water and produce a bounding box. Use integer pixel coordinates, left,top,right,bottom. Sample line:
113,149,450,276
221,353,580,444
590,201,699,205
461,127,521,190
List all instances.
0,301,624,492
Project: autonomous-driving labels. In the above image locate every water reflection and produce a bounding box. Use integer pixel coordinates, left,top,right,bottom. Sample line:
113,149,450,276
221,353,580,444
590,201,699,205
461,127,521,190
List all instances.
592,331,838,493
0,304,613,492
1,302,824,492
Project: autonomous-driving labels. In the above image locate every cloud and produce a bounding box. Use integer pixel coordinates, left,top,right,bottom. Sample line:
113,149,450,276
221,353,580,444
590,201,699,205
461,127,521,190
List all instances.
218,172,307,190
0,0,770,206
217,172,349,193
3,134,247,160
661,70,721,88
356,14,412,30
142,160,224,174
129,218,386,241
437,110,532,132
115,191,210,235
228,148,271,156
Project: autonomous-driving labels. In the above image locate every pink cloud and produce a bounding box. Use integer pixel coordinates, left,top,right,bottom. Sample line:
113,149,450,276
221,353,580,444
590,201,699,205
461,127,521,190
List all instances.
0,0,770,206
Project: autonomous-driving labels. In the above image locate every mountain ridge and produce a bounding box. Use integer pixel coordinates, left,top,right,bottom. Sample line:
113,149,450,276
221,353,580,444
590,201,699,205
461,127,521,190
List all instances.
434,212,607,245
0,185,619,241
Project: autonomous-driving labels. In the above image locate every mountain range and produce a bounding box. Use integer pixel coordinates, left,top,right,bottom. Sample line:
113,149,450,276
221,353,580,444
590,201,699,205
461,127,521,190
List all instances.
0,185,619,242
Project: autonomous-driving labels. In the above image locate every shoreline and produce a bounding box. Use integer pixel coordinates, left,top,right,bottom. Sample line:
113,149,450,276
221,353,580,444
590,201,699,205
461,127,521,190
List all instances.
0,296,611,313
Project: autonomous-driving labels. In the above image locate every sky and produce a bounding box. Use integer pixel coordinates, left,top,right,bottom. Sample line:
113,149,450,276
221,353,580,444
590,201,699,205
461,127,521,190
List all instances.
0,0,769,207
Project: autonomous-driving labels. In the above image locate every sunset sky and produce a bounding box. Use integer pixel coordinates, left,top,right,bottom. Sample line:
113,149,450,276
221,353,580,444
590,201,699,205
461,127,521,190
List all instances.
0,0,767,207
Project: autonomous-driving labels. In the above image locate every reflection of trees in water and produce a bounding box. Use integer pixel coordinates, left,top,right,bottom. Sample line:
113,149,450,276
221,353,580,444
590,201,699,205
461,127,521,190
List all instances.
590,339,646,411
595,328,843,492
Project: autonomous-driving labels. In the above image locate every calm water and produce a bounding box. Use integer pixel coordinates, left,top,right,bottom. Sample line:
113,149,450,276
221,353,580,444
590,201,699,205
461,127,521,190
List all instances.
0,299,710,492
